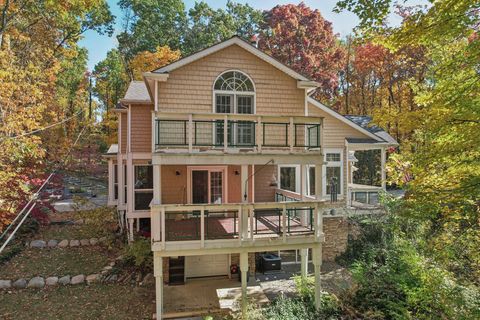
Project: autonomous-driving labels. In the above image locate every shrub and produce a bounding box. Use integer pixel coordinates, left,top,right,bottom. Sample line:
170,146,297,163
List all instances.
75,198,117,237
124,237,153,271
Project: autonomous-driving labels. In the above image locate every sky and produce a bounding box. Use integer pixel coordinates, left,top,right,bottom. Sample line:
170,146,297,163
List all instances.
78,0,415,71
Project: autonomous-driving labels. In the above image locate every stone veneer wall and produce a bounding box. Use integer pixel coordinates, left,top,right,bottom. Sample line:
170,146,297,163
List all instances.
230,253,256,275
322,216,350,261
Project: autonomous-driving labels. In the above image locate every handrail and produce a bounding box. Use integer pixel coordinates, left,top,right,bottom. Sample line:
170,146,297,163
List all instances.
155,113,322,150
151,200,323,211
155,111,323,123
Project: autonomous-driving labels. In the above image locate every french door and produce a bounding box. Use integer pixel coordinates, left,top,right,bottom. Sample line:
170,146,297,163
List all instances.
189,167,227,204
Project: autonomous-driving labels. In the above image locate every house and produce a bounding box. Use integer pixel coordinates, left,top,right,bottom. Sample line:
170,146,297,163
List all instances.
104,36,397,318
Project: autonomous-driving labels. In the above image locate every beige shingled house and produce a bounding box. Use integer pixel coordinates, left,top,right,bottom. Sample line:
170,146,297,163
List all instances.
104,36,397,318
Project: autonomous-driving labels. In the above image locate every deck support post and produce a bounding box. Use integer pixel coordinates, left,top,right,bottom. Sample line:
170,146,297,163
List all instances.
128,218,134,242
381,147,386,190
312,246,322,310
300,164,309,226
240,252,249,318
154,252,163,319
153,164,161,205
300,248,308,278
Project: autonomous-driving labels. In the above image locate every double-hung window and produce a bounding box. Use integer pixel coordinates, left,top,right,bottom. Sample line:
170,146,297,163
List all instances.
134,165,153,211
214,70,255,146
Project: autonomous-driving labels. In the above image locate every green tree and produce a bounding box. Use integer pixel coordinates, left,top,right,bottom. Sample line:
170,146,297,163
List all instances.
336,0,480,285
117,0,187,62
182,1,262,55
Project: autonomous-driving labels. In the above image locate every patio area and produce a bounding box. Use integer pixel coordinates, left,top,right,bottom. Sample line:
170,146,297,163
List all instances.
163,278,269,318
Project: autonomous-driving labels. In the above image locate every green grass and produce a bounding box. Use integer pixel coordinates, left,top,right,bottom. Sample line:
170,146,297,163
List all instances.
36,224,100,240
0,283,155,320
0,247,115,279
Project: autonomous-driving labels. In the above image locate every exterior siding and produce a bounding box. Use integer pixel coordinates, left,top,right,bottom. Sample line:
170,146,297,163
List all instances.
130,104,153,153
254,165,276,202
161,165,188,204
158,44,305,116
307,102,370,148
160,165,243,204
120,113,127,154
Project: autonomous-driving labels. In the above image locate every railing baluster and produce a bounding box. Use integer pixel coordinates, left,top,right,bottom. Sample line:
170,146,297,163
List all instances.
257,116,262,152
200,208,205,247
161,208,165,249
188,115,193,152
223,115,228,151
289,117,294,151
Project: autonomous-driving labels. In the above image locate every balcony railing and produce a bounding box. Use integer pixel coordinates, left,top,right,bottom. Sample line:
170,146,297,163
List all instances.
151,201,324,251
154,112,322,153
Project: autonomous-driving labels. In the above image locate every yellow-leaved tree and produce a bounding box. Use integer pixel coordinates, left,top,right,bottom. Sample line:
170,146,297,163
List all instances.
129,46,181,80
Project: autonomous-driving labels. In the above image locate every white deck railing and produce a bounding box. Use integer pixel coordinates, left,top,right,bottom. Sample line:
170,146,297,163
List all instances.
150,200,324,251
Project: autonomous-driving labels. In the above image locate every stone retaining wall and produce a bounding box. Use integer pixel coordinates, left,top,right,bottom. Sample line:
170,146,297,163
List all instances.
0,256,124,290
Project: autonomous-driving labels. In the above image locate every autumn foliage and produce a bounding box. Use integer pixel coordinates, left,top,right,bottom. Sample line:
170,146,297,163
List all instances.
129,46,180,80
258,3,345,100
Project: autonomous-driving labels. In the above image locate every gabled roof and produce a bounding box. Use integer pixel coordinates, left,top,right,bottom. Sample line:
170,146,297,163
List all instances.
307,97,398,145
152,36,314,83
121,81,151,104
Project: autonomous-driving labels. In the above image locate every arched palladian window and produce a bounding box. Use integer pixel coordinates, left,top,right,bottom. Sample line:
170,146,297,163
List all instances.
213,70,255,114
213,71,255,146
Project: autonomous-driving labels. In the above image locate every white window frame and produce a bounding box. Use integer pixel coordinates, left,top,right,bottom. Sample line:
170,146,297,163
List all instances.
113,164,118,200
187,166,228,204
278,165,300,194
133,165,153,211
212,69,256,115
306,165,316,197
322,149,344,197
212,70,256,147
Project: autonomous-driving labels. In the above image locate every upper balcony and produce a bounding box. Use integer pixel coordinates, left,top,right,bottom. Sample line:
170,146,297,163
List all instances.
153,112,322,155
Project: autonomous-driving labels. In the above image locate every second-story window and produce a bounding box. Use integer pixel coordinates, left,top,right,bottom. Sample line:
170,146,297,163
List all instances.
213,70,255,146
